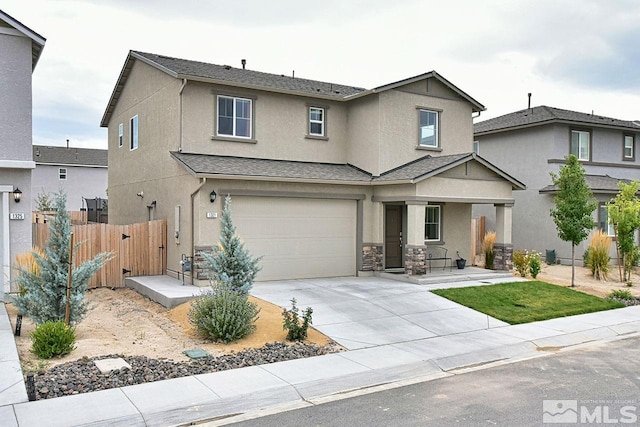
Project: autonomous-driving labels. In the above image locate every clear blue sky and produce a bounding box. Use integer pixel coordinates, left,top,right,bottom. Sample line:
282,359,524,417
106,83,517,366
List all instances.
4,0,640,149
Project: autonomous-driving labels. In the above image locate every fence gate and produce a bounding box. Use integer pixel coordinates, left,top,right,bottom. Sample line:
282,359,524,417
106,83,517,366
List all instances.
33,219,166,288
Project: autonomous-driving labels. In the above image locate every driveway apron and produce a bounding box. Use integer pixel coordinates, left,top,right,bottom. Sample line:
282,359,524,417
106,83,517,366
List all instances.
251,276,509,350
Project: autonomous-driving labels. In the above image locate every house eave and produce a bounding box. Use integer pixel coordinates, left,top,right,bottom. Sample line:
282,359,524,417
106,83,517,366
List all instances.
191,172,370,186
36,162,108,168
476,118,640,136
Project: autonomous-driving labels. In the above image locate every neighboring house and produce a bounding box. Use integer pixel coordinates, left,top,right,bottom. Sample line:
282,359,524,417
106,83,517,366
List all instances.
474,105,640,264
0,10,45,298
101,51,524,283
32,145,108,211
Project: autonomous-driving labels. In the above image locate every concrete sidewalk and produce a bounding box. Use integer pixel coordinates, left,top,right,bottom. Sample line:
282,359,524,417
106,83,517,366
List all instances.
3,277,640,426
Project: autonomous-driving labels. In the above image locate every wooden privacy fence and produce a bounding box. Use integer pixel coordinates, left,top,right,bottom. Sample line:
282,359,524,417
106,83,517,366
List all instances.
33,210,88,225
32,219,166,288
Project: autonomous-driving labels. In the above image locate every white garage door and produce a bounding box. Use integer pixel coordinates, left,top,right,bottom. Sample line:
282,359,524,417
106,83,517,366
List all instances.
231,196,357,281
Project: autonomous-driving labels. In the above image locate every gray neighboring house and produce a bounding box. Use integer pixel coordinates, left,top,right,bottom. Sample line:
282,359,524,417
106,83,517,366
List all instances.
32,145,108,211
101,51,525,283
474,105,640,264
0,10,45,299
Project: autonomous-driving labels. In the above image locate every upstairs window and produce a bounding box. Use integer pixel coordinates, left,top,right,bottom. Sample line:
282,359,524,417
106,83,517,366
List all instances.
425,205,441,242
309,107,325,136
570,129,590,161
118,123,123,147
624,135,635,161
130,115,138,150
217,95,252,138
473,140,479,155
59,168,67,180
419,109,439,147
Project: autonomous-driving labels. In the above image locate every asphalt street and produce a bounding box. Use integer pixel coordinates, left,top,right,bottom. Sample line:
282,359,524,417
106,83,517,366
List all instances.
228,335,640,427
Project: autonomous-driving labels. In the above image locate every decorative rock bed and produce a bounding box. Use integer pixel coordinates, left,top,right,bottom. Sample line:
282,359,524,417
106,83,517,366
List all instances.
32,342,340,400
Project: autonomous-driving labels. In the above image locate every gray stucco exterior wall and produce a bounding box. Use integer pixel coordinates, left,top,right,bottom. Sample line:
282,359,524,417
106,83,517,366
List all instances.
32,164,107,211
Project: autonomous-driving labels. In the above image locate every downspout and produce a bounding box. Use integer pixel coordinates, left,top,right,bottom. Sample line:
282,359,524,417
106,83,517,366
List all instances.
190,177,207,286
178,78,187,152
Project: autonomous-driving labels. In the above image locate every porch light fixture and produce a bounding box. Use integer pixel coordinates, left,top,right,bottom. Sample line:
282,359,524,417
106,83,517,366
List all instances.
13,187,22,203
210,190,217,203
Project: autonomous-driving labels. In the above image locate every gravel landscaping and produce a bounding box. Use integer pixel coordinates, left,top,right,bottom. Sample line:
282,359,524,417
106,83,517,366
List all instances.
32,341,340,400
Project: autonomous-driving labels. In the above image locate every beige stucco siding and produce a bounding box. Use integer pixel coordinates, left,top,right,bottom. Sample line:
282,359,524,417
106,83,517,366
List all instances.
346,95,381,174
443,204,473,260
377,89,474,174
181,82,348,163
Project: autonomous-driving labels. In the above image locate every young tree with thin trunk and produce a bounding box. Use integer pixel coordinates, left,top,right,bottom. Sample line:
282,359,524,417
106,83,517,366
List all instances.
550,155,597,287
607,181,640,282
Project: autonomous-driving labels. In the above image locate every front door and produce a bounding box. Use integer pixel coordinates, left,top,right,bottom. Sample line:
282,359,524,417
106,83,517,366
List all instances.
385,205,403,269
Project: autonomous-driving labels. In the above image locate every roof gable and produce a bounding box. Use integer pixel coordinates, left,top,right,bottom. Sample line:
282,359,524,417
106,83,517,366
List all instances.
0,9,45,70
475,105,640,135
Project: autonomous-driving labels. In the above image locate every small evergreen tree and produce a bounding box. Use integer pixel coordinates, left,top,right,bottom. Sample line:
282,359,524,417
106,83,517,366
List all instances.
607,181,640,282
201,195,261,294
11,191,113,325
550,155,597,287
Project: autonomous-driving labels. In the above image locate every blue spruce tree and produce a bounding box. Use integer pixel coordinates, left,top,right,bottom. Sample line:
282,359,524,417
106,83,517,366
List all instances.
201,195,261,294
12,191,113,325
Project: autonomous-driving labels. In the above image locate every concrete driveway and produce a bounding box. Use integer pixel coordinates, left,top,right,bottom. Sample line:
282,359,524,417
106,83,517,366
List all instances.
251,276,509,350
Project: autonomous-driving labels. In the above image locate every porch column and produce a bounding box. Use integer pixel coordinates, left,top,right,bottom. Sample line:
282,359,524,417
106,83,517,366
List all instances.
494,203,513,270
405,202,427,275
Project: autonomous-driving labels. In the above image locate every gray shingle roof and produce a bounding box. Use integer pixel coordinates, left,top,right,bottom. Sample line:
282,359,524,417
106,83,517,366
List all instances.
134,51,366,99
474,106,640,134
373,153,471,182
540,174,632,194
170,152,372,182
170,151,524,190
33,145,108,167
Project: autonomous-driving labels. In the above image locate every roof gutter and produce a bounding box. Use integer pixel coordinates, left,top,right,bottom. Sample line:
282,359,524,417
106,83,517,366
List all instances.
179,78,187,152
189,177,207,286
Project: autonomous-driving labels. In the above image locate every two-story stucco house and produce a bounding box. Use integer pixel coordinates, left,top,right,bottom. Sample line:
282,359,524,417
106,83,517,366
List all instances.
474,105,640,264
0,10,45,299
101,51,524,283
32,145,108,211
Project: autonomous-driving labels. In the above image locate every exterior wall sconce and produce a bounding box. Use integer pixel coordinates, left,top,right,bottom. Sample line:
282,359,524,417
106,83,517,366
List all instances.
210,190,217,203
13,187,22,203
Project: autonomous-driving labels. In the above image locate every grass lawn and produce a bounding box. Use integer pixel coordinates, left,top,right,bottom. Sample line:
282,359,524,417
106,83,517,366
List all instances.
432,281,625,324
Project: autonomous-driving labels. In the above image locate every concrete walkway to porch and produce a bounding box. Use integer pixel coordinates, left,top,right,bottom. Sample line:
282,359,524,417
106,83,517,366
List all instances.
3,273,640,426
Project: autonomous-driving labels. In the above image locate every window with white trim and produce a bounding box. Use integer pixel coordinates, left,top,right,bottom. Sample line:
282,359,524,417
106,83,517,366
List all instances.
217,95,252,138
59,168,67,180
425,205,441,241
598,204,615,237
130,115,138,150
118,123,123,147
419,109,439,147
309,107,325,136
473,140,479,154
624,135,635,160
570,129,590,161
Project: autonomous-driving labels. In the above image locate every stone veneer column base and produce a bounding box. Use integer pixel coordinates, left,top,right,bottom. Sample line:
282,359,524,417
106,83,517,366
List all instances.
405,246,427,275
493,243,513,271
193,246,214,280
361,244,384,271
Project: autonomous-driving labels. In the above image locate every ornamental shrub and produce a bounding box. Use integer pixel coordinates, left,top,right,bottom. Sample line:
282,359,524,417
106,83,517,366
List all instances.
483,231,496,269
585,230,611,280
282,298,313,341
188,282,260,343
30,320,76,359
512,250,528,277
528,251,541,279
608,289,634,301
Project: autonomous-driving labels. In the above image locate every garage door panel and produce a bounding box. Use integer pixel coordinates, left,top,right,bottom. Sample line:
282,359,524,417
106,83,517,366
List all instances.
232,197,356,281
